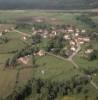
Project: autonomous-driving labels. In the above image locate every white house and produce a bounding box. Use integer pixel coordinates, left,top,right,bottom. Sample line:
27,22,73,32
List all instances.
0,32,2,36
70,46,76,52
70,40,76,46
81,29,86,33
64,35,70,40
85,49,94,54
37,50,45,56
83,37,90,42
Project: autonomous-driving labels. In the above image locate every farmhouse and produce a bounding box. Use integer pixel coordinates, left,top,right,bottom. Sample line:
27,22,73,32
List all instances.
68,29,74,33
70,46,76,52
18,56,29,65
83,37,90,42
37,50,46,56
85,49,94,54
0,32,2,36
70,40,76,46
64,35,70,40
81,29,86,33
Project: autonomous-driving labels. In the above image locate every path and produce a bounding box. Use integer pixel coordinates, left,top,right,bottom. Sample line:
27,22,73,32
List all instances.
13,29,31,37
90,81,98,90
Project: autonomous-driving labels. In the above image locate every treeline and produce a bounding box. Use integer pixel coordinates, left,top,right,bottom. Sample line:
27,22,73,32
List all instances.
0,0,98,10
5,75,92,100
76,15,97,28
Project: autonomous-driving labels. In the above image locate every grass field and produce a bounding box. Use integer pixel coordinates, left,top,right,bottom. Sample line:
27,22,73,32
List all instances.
33,55,80,81
74,55,98,70
0,39,26,53
0,10,95,30
0,69,17,98
5,31,22,39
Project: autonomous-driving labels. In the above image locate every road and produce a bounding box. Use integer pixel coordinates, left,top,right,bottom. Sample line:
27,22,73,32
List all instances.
68,43,81,60
90,81,98,90
13,29,31,37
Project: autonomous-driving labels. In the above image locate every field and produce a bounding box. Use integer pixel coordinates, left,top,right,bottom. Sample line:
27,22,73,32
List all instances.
34,55,80,81
0,10,97,29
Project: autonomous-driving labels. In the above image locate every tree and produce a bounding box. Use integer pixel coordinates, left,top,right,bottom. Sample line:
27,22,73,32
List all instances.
5,58,10,68
32,54,36,67
32,34,41,44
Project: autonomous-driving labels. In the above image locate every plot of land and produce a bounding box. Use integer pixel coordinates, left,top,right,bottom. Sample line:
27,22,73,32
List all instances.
33,55,81,81
0,69,17,98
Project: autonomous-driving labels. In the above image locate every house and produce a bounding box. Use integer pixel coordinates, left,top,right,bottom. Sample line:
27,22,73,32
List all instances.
68,29,74,33
18,56,29,65
85,49,94,54
81,29,86,33
24,36,26,40
70,46,76,52
70,40,76,46
4,29,10,33
37,50,46,56
76,36,90,44
83,37,90,42
64,35,70,40
75,33,79,37
43,34,47,38
0,32,2,36
51,31,57,36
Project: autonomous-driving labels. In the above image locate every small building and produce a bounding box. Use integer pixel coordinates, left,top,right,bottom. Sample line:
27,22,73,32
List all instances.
75,33,79,37
70,40,76,46
70,46,76,52
0,32,2,36
81,29,86,33
23,36,27,40
37,50,46,56
68,29,74,33
83,37,90,42
18,56,29,65
64,35,70,40
85,49,94,54
4,29,10,33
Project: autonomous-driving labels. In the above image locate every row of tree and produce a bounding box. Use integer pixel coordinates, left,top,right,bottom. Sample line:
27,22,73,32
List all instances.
5,74,91,100
76,15,97,28
4,45,39,68
0,36,9,44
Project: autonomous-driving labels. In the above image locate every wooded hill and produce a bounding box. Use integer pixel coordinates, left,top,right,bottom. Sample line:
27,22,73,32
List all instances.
0,0,98,10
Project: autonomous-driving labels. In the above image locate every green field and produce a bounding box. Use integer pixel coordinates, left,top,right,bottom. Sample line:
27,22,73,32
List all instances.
34,55,80,81
0,10,97,30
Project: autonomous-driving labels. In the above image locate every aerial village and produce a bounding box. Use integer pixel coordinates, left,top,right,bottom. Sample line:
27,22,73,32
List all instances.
0,23,94,65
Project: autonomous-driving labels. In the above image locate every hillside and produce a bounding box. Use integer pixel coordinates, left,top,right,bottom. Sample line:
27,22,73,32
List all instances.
0,0,98,10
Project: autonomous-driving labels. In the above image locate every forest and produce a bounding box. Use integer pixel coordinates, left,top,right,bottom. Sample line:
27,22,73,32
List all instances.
0,0,98,9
